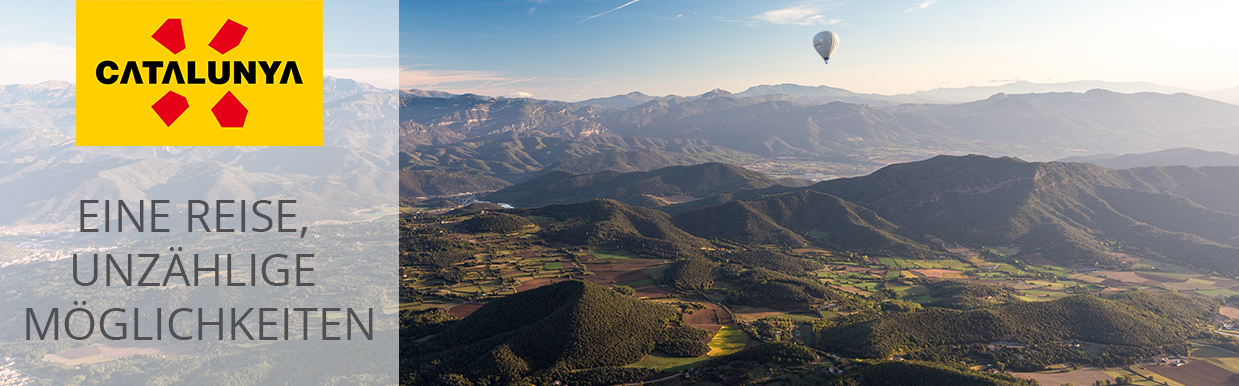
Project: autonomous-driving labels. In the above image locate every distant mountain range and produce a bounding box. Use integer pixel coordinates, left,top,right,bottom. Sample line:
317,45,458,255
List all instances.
0,77,399,229
407,80,1239,108
483,162,779,207
485,156,1239,275
1205,85,1239,106
904,80,1198,104
1058,147,1239,169
400,87,1239,173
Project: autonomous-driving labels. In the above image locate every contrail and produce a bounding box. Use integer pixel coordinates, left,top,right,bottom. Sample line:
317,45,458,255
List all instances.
579,0,641,23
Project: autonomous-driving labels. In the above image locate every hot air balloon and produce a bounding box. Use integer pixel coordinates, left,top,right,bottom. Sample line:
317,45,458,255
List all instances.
813,31,839,64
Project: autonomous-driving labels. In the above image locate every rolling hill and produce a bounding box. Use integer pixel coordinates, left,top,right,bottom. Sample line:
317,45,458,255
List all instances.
407,280,680,385
1058,147,1239,169
526,199,711,259
486,162,780,208
817,292,1215,359
809,155,1239,273
672,190,940,258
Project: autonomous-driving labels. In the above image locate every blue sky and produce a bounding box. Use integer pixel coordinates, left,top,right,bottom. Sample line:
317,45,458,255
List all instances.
0,0,399,87
3,0,1236,98
400,0,1239,100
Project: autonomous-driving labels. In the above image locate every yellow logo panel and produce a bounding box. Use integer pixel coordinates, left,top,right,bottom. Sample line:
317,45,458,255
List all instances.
77,1,322,146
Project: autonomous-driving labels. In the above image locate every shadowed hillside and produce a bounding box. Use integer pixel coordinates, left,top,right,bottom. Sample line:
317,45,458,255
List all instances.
487,163,780,208
810,155,1239,273
406,280,680,385
527,199,711,259
674,190,940,258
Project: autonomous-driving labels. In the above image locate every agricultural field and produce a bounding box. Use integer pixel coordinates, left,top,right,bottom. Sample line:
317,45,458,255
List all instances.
402,209,1239,384
1013,366,1115,386
43,342,198,366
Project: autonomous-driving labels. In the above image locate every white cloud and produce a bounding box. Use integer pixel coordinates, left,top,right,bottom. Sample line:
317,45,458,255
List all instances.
0,41,75,84
753,3,841,26
399,67,543,93
905,0,938,13
580,0,641,23
507,92,534,98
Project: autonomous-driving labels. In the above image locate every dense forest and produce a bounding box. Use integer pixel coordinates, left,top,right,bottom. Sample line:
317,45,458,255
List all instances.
817,292,1216,360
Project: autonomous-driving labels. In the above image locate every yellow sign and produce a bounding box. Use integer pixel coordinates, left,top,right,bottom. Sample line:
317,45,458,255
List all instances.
77,1,322,146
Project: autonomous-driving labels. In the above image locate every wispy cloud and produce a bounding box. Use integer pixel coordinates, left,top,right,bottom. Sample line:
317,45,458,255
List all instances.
752,2,841,26
400,68,531,90
579,0,641,23
905,0,938,13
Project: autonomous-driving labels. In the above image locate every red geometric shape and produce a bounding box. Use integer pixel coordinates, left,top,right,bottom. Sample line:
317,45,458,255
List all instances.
208,19,248,54
211,91,248,127
152,19,186,54
151,91,189,126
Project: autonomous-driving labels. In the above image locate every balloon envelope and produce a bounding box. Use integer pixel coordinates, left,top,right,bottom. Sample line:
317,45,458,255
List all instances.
813,31,839,63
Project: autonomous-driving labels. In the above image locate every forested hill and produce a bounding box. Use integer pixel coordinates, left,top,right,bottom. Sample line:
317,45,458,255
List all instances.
808,155,1239,273
482,154,1239,274
406,280,686,385
817,291,1217,359
672,190,941,258
486,162,780,208
526,199,712,259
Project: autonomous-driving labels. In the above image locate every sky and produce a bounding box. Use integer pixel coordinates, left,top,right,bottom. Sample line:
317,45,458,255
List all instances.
0,0,399,88
400,0,1239,100
3,1,1236,99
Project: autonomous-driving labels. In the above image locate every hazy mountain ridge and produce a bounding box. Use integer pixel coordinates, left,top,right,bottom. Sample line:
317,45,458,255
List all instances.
0,77,399,229
400,87,1239,173
904,80,1197,104
400,131,750,181
916,90,1239,153
810,155,1239,272
1058,147,1239,168
480,156,1239,274
485,162,779,208
672,190,941,258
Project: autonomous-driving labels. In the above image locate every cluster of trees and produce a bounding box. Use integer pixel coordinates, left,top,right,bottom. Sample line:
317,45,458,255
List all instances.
656,339,710,357
660,325,711,341
531,367,656,386
456,212,534,234
529,199,709,259
662,259,718,290
817,291,1215,362
739,316,799,342
399,223,481,268
923,280,1022,309
828,361,1038,386
720,265,863,311
400,308,457,342
711,249,823,275
726,341,820,365
404,281,692,385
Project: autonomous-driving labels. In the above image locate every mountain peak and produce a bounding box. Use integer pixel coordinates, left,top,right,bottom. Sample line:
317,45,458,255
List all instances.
699,88,734,99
